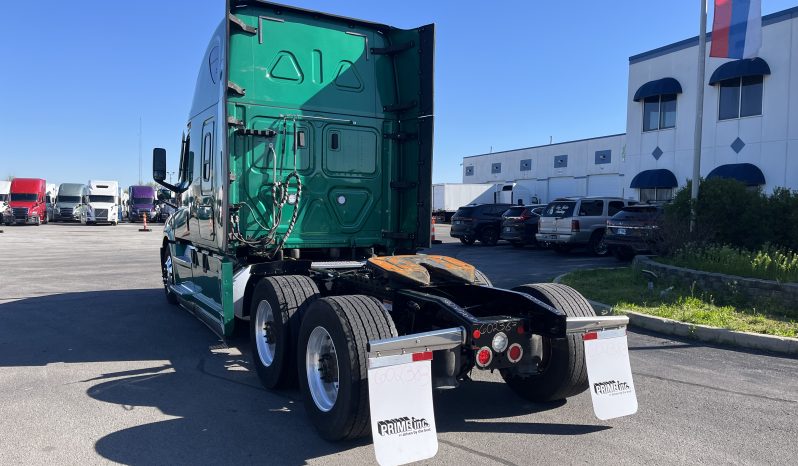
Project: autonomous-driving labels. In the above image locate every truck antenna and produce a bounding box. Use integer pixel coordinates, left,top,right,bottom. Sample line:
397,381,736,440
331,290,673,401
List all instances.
138,117,143,185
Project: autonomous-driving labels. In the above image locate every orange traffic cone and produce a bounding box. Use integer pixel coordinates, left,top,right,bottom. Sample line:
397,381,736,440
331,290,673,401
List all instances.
431,216,442,244
139,213,151,232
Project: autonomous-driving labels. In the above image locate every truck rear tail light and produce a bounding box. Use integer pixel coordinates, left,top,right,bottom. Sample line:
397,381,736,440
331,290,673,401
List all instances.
472,329,481,340
476,347,493,367
571,219,580,232
507,343,523,363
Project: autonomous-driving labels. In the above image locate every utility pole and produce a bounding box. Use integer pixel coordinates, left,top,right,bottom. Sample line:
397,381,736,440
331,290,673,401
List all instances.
138,117,143,185
691,0,708,232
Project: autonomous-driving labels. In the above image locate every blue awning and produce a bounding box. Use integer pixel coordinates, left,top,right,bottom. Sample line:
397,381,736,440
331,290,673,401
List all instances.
706,163,765,186
630,169,678,189
633,78,683,102
708,58,771,85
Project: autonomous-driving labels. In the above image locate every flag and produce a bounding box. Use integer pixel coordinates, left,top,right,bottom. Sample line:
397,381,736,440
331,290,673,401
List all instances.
710,0,762,59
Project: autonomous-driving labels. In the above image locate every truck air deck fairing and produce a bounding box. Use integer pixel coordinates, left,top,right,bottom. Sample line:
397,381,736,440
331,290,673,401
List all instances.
153,1,636,450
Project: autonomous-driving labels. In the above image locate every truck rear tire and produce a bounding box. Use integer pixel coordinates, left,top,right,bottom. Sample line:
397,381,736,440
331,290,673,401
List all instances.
501,283,595,402
250,275,319,389
298,295,397,441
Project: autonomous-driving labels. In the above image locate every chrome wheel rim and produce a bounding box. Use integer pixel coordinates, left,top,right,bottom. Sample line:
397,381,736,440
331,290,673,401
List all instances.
255,301,276,367
306,326,339,412
163,255,174,288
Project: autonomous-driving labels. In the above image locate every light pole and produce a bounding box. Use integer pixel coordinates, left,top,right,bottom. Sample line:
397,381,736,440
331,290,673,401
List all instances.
691,0,708,233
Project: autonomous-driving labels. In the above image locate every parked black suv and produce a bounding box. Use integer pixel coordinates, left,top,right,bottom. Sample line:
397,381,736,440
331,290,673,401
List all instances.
500,204,545,247
451,203,513,246
605,204,664,260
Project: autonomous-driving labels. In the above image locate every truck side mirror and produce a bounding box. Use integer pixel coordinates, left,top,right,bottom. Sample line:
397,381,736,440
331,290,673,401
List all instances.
153,148,167,182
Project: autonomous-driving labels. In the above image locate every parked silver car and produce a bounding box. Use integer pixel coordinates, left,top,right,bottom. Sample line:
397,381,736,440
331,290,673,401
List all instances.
536,197,635,255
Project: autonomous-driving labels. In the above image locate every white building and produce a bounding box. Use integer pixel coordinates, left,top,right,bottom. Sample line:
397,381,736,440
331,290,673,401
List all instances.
462,134,626,203
463,6,798,203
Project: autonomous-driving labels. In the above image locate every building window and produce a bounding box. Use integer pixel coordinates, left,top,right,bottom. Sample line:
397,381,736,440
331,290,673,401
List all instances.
638,188,673,203
554,154,568,168
643,94,677,131
464,166,474,176
595,150,611,165
719,76,763,120
519,159,531,171
491,163,502,174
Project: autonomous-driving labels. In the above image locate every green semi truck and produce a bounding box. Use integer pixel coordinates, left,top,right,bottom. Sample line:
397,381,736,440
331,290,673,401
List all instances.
154,0,633,442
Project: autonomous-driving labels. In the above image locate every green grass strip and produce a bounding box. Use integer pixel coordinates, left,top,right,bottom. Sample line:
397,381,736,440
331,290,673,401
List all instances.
560,267,798,338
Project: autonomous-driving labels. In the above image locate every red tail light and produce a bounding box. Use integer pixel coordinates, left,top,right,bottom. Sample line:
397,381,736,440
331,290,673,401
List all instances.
571,219,580,232
476,347,493,367
507,344,523,363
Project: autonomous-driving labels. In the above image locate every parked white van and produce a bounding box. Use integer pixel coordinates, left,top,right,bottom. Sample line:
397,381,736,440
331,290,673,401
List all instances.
79,180,119,225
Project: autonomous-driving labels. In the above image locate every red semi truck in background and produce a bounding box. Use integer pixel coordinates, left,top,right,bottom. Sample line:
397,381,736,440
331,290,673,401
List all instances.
3,178,48,226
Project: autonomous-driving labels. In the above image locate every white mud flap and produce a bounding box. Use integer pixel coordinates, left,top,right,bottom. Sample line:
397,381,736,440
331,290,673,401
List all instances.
583,328,638,420
368,351,438,466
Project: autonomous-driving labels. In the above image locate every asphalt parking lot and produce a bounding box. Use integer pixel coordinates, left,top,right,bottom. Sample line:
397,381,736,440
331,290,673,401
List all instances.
1,223,797,465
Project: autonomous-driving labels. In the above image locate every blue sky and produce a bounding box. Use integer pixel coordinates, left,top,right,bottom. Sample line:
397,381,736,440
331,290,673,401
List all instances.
1,0,794,187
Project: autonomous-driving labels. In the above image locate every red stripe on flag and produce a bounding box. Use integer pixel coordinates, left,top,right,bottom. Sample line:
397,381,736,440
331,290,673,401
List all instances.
711,0,733,58
412,351,433,362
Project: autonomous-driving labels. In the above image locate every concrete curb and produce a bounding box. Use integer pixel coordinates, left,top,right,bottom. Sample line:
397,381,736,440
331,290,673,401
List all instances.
553,272,798,356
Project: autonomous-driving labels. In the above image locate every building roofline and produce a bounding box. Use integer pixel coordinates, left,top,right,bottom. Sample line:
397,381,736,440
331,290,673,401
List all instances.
462,133,627,160
629,5,798,64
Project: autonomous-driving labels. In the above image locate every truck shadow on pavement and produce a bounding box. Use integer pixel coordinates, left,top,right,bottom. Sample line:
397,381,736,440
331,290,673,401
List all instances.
0,289,607,465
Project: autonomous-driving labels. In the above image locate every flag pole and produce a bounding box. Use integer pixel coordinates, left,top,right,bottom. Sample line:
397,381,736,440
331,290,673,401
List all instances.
691,0,708,232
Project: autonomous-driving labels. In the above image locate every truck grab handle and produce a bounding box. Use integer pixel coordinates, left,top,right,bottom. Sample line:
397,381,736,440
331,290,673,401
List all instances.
565,316,629,334
368,327,465,358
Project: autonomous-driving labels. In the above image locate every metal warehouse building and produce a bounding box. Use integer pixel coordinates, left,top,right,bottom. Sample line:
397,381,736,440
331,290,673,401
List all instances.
463,6,798,203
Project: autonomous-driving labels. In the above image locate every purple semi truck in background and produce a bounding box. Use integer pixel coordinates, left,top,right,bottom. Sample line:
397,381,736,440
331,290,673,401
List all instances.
126,185,156,222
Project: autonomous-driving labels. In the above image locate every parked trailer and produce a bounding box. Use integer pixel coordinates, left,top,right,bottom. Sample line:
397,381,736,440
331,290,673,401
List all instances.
432,183,494,222
153,1,636,459
433,183,539,223
3,178,47,225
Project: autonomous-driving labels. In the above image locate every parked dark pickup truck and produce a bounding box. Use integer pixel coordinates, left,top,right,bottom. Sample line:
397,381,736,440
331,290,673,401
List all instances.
605,204,664,260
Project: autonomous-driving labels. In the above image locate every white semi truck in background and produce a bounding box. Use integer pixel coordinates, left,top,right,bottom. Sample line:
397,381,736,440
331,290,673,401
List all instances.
79,180,119,225
45,184,58,223
0,181,10,215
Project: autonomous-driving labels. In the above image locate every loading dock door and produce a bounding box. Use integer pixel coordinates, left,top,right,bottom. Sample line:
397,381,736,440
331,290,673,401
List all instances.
587,174,621,197
548,177,579,200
